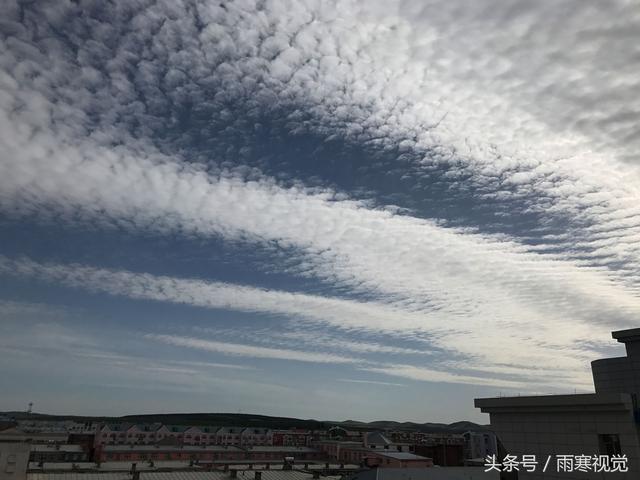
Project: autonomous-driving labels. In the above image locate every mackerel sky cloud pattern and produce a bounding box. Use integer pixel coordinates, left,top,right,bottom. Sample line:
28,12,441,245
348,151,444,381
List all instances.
1,0,639,421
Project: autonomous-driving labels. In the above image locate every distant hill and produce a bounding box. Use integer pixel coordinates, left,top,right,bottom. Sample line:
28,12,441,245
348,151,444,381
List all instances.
1,411,329,430
1,411,488,433
338,419,489,433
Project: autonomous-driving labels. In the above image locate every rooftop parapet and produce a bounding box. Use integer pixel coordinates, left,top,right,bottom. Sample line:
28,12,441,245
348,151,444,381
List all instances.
612,327,640,359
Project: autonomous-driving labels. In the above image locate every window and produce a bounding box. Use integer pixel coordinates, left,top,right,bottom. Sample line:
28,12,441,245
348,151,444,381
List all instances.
5,454,17,473
599,434,622,456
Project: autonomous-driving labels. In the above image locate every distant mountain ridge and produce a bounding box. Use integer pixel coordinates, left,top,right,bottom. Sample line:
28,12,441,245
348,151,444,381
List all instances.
1,411,489,433
338,419,489,433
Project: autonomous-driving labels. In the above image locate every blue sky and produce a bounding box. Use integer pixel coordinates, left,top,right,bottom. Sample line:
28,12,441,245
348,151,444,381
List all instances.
1,0,639,423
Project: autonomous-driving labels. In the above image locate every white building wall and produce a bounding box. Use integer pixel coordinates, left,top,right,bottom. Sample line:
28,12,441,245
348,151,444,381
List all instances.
487,405,640,479
0,442,30,480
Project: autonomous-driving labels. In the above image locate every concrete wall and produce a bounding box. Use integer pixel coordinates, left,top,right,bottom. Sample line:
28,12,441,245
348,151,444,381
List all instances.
592,357,640,396
364,454,433,469
0,442,30,480
97,447,322,463
488,406,640,480
592,328,640,396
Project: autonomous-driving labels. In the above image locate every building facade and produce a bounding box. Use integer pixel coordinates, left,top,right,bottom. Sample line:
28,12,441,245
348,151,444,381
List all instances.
462,431,498,460
0,442,30,480
94,445,322,463
363,451,433,469
476,327,640,479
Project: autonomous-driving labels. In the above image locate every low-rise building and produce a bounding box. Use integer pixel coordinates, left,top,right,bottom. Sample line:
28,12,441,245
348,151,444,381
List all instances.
25,468,343,480
412,442,464,467
29,445,89,464
239,447,321,462
363,451,433,469
124,425,164,446
95,425,132,447
216,428,243,447
362,432,411,453
312,441,361,462
95,445,245,463
349,467,498,480
240,429,271,447
94,445,322,464
0,427,67,445
270,430,310,447
462,431,497,460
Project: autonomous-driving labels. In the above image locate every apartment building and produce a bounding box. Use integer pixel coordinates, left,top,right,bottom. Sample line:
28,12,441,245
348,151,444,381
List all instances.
240,429,271,447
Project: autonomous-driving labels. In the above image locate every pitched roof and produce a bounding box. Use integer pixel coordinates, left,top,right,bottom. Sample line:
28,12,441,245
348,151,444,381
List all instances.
372,452,429,461
165,425,189,433
128,424,164,433
216,427,242,434
365,432,391,446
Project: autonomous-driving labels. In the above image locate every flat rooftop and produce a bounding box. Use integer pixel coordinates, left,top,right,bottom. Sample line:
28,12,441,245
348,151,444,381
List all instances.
243,447,316,452
103,446,243,452
350,467,498,480
612,328,640,343
27,471,343,480
31,445,84,453
475,392,633,412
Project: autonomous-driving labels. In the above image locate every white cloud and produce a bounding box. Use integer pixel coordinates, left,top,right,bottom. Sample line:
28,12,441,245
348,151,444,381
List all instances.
1,0,639,396
361,363,594,392
0,256,613,390
145,334,359,364
337,378,406,387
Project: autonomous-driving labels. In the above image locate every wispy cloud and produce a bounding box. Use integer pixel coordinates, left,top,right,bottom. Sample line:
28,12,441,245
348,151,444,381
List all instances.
337,378,406,387
360,364,594,392
1,0,639,408
0,254,612,379
145,334,360,365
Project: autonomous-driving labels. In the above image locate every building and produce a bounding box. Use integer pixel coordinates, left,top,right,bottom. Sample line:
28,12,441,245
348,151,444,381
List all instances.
0,442,30,480
124,425,165,446
93,424,319,450
96,445,245,463
362,451,433,469
462,431,497,461
349,467,499,480
94,445,322,464
95,425,132,447
238,447,322,462
412,442,464,467
95,425,228,448
29,445,89,464
362,432,411,453
25,469,344,480
216,428,243,447
270,430,310,447
312,440,431,469
240,429,272,447
475,327,640,479
312,441,362,462
325,428,361,441
0,428,68,445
